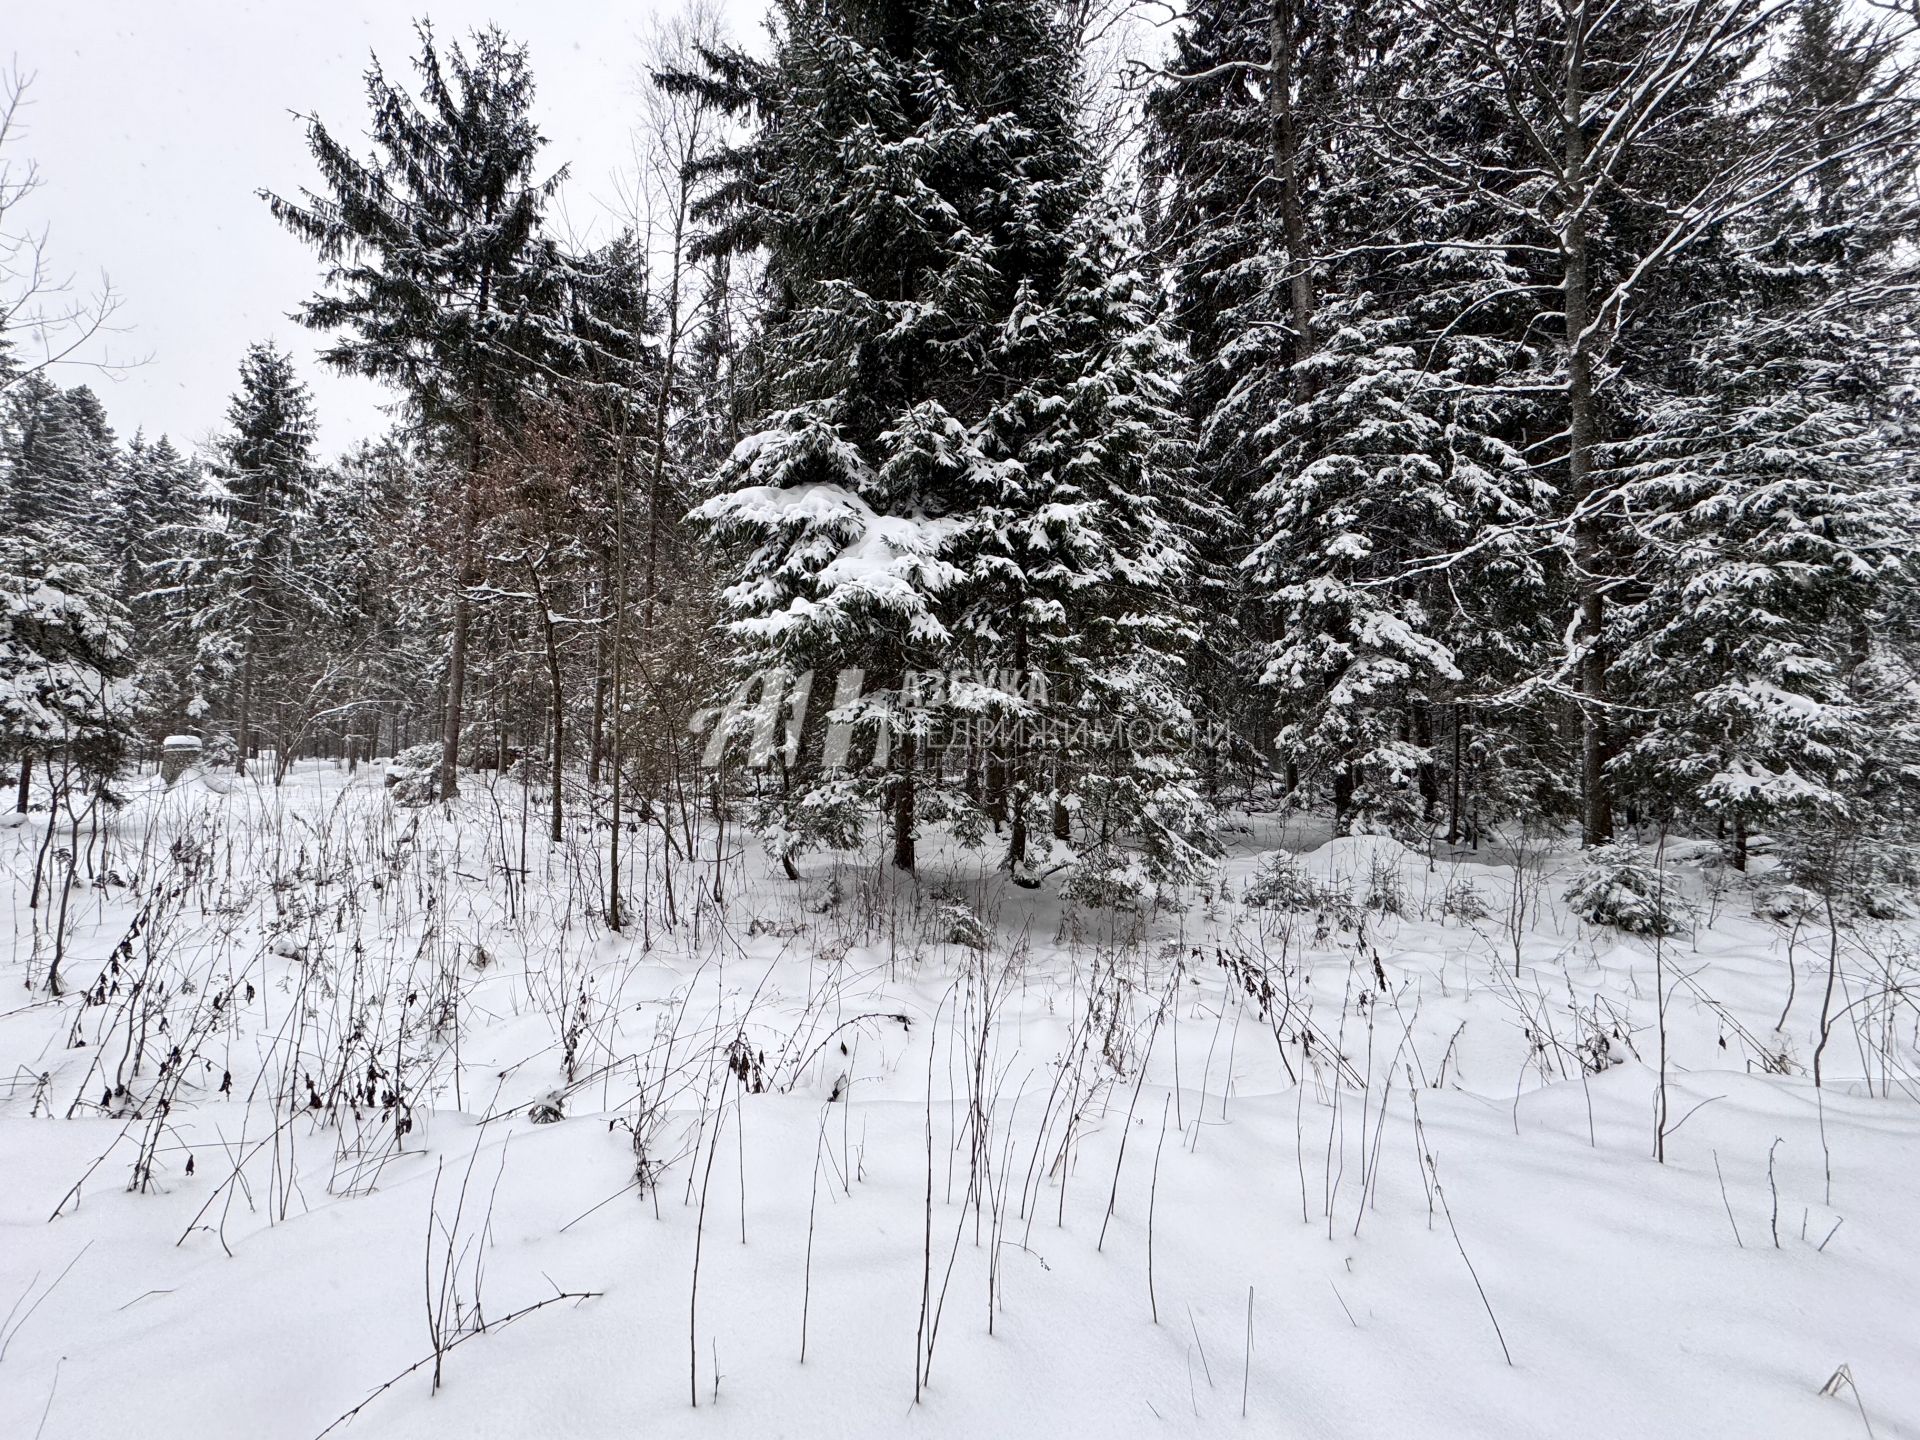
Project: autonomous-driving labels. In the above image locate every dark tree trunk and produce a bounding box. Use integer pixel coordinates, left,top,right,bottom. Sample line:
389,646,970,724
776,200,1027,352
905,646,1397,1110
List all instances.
588,624,608,787
1269,0,1316,390
235,644,255,777
1446,707,1464,844
1332,764,1355,831
1413,702,1439,821
549,696,564,844
528,560,566,843
892,728,917,873
440,492,475,802
1563,28,1613,848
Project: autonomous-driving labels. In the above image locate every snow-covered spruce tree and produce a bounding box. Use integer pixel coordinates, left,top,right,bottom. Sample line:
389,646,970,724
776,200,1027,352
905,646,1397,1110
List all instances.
105,432,202,733
1605,0,1920,873
103,432,198,610
1239,316,1547,836
155,342,324,776
1143,0,1281,507
0,525,136,813
0,371,133,807
1150,0,1554,836
263,21,569,800
962,214,1218,892
1,374,116,536
290,439,433,769
1144,0,1315,797
1396,0,1859,847
673,0,1210,886
1249,89,1552,830
323,433,457,764
666,0,1069,875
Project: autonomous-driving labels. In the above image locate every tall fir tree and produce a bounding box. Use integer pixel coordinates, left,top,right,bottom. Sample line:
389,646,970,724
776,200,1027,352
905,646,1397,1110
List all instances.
675,0,1211,887
263,21,569,799
0,526,136,818
1,375,115,537
104,431,199,606
1606,0,1920,872
106,432,202,727
158,342,323,774
0,373,133,816
1148,1,1553,835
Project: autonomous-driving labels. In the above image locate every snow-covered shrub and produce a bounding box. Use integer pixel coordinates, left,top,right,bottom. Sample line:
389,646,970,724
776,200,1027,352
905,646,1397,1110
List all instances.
504,752,548,785
1774,829,1918,921
807,874,845,914
1363,851,1406,916
1565,842,1685,936
1751,881,1822,925
747,916,807,938
1062,847,1150,909
1851,879,1912,921
1574,1002,1627,1074
385,742,441,805
1242,852,1316,910
931,894,990,950
752,781,863,883
1440,877,1490,923
1242,851,1353,921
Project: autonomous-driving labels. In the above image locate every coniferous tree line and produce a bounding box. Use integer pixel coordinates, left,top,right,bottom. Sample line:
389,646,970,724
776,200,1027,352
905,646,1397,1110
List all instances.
1147,0,1920,894
1,0,1914,914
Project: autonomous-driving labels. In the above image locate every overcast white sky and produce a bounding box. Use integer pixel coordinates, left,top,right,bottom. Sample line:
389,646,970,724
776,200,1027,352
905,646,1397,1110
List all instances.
10,2,739,455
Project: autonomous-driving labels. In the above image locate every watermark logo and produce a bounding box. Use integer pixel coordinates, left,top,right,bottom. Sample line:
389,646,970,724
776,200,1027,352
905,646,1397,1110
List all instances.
690,666,1056,771
687,665,1228,770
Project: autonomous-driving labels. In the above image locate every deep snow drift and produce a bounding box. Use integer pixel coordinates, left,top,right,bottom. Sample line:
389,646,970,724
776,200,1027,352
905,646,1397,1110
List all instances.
2,764,1915,1439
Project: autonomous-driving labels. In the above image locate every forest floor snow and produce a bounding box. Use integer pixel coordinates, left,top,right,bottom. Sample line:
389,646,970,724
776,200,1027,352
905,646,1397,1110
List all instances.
1,763,1916,1439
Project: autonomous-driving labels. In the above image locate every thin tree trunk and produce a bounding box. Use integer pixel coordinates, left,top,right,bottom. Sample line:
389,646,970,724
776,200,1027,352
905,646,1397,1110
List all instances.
273,698,291,786
440,480,476,803
638,163,695,807
440,221,493,804
236,643,255,777
893,727,917,873
548,673,564,841
1447,706,1464,844
588,611,608,787
1563,10,1612,847
14,751,29,814
1006,626,1029,872
526,557,567,843
1413,701,1438,822
608,459,630,930
1008,767,1026,873
1269,0,1316,390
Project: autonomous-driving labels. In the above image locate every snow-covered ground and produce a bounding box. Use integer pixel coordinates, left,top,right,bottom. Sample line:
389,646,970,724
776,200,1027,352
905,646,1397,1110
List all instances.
2,763,1915,1438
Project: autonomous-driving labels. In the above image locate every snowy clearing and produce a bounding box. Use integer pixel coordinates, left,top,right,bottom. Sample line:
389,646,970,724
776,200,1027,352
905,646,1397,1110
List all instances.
2,763,1915,1439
